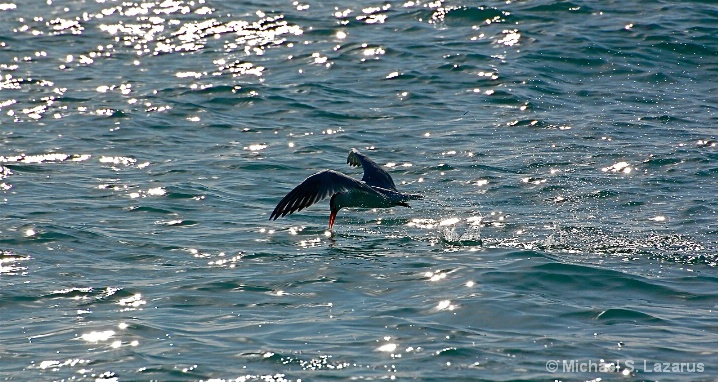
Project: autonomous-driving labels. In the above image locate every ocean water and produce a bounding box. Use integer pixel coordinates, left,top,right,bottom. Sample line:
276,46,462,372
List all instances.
1,0,717,380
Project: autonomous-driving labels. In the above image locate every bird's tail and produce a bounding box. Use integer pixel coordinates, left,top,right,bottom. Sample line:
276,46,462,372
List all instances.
408,193,423,200
397,193,423,208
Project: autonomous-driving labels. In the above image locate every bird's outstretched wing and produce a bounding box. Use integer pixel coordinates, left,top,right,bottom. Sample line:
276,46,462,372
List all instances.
346,148,397,190
269,170,378,220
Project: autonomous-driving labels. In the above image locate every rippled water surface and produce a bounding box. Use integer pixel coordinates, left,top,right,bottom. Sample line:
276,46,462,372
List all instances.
1,0,717,381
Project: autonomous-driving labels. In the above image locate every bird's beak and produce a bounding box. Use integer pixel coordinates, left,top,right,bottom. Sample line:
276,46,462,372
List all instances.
329,209,338,230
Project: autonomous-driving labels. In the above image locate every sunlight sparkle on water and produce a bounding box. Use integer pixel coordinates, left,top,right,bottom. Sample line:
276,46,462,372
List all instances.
246,144,267,151
425,270,448,281
130,187,166,198
602,161,632,174
118,294,146,309
147,187,166,196
176,71,203,78
81,330,115,343
407,218,436,229
208,252,243,268
99,156,136,166
439,217,460,226
312,52,328,64
0,252,30,276
436,300,456,311
467,216,482,225
299,237,322,248
5,153,70,164
497,29,521,46
377,343,397,353
363,46,385,56
36,358,89,370
323,128,342,135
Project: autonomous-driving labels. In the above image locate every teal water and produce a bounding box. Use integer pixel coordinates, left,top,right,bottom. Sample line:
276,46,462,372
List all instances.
1,0,717,381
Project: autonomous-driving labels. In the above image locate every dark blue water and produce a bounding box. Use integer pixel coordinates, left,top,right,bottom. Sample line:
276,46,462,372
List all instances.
1,0,717,381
